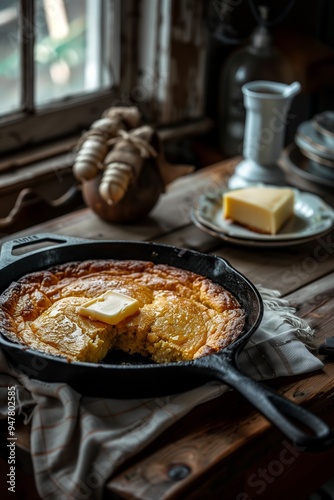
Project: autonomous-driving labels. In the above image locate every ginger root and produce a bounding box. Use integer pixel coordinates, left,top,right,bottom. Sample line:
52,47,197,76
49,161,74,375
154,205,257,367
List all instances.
99,126,158,205
73,107,141,182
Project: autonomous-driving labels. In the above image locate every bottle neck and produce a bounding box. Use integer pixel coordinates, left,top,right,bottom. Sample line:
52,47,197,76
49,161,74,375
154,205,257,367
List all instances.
250,26,273,50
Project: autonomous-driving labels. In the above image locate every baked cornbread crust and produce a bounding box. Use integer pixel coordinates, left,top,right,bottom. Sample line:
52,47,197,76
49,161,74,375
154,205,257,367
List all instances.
0,260,245,363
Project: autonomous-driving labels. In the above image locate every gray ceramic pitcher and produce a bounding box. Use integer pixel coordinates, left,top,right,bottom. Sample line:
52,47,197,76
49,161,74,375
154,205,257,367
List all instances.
228,80,301,189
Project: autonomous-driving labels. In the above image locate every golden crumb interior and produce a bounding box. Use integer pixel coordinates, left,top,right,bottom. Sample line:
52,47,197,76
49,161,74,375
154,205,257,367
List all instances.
0,260,245,363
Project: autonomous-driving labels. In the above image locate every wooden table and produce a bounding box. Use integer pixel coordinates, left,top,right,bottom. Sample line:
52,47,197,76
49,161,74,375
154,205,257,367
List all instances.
1,159,334,500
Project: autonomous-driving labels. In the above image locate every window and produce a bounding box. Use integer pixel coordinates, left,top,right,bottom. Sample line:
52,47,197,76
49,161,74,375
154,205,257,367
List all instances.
0,0,120,155
0,0,210,234
0,0,210,163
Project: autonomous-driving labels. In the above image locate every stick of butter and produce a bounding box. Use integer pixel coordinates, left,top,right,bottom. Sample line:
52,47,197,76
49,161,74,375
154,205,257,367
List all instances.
78,291,139,325
223,187,294,235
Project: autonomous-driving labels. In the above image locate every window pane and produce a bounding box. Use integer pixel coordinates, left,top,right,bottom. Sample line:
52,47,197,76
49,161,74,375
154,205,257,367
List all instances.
0,0,20,115
35,0,114,106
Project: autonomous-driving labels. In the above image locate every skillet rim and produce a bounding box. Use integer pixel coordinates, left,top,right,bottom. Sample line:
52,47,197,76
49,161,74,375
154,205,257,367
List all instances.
2,237,333,452
0,237,264,369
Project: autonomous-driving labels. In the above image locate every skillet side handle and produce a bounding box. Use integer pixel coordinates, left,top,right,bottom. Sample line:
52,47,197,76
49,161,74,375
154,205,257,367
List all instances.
0,233,90,270
193,354,334,452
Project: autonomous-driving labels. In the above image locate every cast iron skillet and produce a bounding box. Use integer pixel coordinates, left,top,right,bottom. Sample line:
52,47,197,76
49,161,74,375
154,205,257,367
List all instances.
0,233,333,451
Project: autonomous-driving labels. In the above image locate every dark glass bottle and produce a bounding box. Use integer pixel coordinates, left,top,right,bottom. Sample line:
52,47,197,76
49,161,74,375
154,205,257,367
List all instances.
218,23,293,156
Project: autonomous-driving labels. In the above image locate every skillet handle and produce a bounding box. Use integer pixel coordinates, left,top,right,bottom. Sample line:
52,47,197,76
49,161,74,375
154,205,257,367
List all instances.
193,354,334,451
0,233,90,269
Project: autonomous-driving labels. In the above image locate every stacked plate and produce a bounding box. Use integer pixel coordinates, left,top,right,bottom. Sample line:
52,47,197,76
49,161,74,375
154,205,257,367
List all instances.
295,111,334,181
191,187,334,248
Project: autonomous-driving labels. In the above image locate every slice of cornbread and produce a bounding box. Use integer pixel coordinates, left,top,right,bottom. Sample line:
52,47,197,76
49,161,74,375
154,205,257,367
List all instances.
223,187,294,235
29,297,116,362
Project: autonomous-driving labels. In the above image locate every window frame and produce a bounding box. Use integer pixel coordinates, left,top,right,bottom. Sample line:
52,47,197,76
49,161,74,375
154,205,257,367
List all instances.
0,0,121,156
0,0,213,234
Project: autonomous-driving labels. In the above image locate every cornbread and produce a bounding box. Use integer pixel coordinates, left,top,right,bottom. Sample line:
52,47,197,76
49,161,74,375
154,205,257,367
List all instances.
0,260,245,363
223,187,294,235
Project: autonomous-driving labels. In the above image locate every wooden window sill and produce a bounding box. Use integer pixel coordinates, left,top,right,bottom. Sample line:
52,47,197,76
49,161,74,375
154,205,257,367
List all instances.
0,118,214,235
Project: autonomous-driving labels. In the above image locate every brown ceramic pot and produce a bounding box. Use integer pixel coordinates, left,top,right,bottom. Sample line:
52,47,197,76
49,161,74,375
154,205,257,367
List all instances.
82,158,164,224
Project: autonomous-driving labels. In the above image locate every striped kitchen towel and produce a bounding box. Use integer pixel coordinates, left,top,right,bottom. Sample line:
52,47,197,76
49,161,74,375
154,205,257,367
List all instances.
0,287,324,500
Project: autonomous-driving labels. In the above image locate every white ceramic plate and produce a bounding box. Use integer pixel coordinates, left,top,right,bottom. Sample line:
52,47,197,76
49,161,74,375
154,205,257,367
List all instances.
192,187,334,244
283,145,334,188
299,148,334,181
190,213,330,248
313,111,334,149
295,121,334,160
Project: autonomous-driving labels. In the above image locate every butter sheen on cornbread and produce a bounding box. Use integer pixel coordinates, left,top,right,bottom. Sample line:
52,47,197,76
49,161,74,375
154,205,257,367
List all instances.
0,260,245,364
223,186,294,235
78,290,140,325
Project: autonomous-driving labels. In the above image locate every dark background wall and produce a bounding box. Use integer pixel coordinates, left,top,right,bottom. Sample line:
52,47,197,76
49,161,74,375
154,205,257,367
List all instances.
205,0,334,152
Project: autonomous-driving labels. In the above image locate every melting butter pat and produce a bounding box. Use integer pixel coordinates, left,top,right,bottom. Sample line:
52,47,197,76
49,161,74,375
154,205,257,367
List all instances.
78,291,139,325
223,187,294,235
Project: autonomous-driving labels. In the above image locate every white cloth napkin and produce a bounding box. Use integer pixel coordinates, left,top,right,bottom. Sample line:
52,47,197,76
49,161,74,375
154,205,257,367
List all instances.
0,287,324,500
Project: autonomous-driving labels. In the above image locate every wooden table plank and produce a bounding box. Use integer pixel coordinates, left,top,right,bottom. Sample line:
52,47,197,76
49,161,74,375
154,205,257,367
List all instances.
1,160,231,244
213,231,334,296
1,157,334,500
106,272,334,500
149,221,334,297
